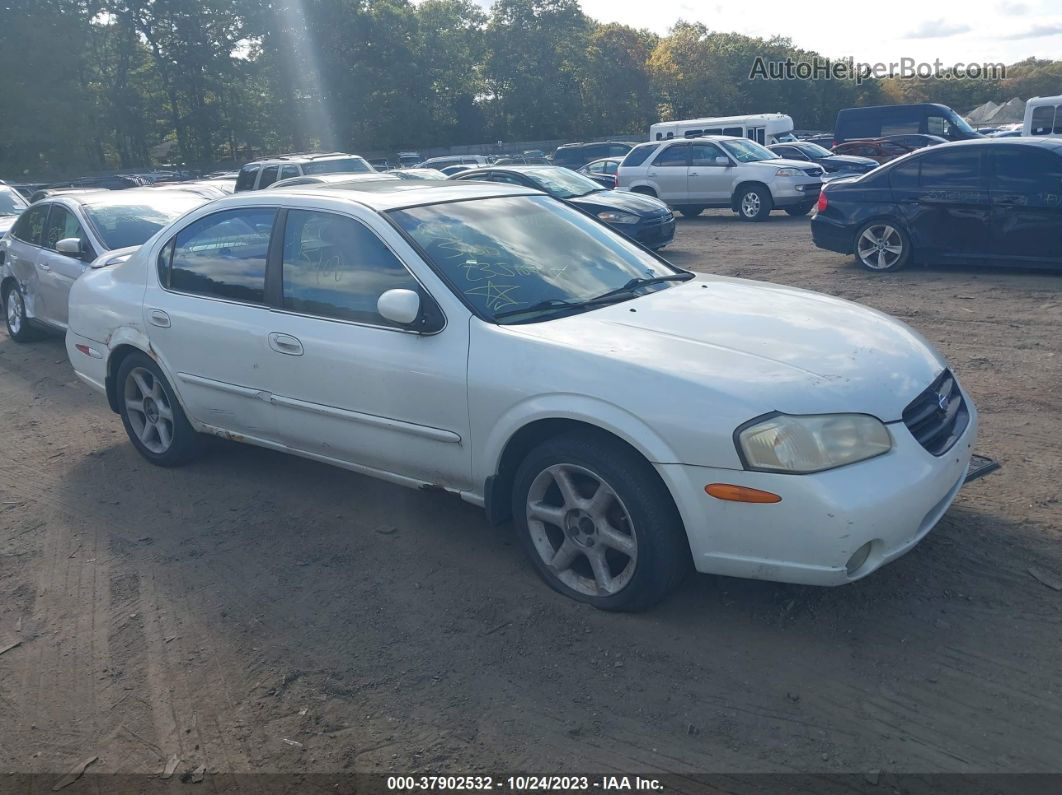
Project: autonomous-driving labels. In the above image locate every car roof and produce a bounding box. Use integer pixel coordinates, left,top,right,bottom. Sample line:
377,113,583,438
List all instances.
270,173,397,187
66,187,211,208
662,135,747,144
921,137,1062,151
246,152,361,165
207,180,540,212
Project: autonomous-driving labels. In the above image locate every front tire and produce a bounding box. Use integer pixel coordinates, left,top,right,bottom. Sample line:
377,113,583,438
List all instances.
512,432,689,611
117,353,203,466
736,185,773,221
4,283,37,342
854,220,911,272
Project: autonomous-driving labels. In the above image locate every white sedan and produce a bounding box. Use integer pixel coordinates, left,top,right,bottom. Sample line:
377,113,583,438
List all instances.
65,181,985,610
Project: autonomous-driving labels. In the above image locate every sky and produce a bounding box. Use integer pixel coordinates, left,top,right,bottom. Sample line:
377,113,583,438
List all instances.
516,0,1062,66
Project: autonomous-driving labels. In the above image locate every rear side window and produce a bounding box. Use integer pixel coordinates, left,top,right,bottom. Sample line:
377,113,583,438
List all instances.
281,210,418,326
168,208,275,303
234,166,260,192
918,149,983,189
258,166,280,189
12,204,49,245
652,145,689,167
621,144,656,168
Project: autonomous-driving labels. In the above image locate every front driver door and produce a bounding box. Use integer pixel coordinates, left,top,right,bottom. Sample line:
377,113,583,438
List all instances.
261,208,471,489
686,142,733,203
988,144,1062,264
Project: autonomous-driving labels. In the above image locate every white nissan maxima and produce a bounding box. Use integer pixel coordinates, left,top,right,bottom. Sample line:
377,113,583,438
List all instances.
65,180,988,610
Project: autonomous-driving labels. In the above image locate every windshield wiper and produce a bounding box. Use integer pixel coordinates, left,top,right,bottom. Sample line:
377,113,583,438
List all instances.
586,272,694,304
494,297,583,320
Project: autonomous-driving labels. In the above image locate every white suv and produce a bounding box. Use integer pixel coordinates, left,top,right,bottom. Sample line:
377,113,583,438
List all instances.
234,152,375,192
617,136,825,220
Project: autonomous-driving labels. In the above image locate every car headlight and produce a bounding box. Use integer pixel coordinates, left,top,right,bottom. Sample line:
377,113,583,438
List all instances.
737,413,892,474
775,167,803,177
597,210,640,224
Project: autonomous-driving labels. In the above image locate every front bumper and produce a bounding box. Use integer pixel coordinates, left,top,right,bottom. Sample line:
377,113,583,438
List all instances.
623,213,676,249
772,178,822,206
656,396,981,586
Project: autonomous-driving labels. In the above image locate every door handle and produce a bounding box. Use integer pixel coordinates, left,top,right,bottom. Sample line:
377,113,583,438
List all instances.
148,309,170,328
994,194,1024,205
38,262,51,271
688,171,699,176
268,332,303,356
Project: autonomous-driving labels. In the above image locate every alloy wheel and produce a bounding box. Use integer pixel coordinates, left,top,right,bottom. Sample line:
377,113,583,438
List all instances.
7,290,22,335
525,463,638,597
857,224,905,270
740,191,761,217
124,367,175,454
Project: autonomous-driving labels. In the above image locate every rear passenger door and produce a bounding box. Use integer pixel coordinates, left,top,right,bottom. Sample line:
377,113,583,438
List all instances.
647,144,689,202
147,207,279,441
3,204,49,319
35,204,95,328
988,145,1062,263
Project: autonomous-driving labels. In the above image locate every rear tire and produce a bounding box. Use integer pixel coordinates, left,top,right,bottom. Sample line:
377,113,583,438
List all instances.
736,185,773,221
117,353,204,467
512,431,689,611
854,220,911,272
4,283,38,342
679,206,705,218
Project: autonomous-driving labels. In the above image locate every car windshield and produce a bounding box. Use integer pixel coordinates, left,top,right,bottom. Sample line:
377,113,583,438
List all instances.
0,188,28,216
389,195,681,324
302,157,373,175
721,140,777,162
83,193,206,250
797,143,833,157
523,167,603,199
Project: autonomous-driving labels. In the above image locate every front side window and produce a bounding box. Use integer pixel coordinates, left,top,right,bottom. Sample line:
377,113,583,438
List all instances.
1029,105,1057,136
42,206,86,252
12,204,49,245
279,165,299,181
652,145,688,167
991,146,1062,193
690,143,727,166
281,210,418,326
302,157,373,175
389,195,679,324
167,208,275,303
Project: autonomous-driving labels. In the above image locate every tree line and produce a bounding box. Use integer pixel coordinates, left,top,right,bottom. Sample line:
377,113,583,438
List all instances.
1,0,1059,178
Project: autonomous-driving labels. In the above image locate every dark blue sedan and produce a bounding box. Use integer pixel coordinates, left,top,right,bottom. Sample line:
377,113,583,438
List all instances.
768,141,879,175
451,166,676,250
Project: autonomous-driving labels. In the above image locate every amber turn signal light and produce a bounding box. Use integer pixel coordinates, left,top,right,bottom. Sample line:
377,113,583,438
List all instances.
705,484,782,503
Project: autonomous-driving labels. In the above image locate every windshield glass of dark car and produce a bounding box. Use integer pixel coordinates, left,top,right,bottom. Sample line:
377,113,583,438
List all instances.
797,142,833,158
523,167,604,199
302,158,373,175
720,139,777,162
0,187,28,216
389,195,679,323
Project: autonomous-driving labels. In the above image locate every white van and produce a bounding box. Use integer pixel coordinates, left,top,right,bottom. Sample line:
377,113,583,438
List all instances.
649,114,797,145
1024,96,1062,138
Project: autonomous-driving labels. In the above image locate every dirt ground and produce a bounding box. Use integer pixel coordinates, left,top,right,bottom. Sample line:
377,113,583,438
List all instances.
1,211,1060,786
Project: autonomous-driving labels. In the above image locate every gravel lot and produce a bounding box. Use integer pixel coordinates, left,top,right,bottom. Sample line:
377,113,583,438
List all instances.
1,211,1060,784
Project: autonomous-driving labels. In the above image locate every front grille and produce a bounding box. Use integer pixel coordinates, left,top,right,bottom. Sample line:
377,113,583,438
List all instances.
902,370,969,455
642,212,674,228
803,167,825,177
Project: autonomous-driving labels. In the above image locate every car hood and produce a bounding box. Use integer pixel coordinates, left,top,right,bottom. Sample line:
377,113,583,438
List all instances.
506,275,945,422
569,189,668,216
762,158,823,172
822,154,879,168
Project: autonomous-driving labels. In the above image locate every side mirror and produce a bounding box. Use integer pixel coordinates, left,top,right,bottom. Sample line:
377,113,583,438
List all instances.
713,157,730,167
378,288,422,326
56,237,83,256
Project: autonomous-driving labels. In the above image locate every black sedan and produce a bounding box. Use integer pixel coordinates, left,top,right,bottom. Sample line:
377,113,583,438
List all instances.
811,138,1062,272
451,166,675,250
768,142,878,175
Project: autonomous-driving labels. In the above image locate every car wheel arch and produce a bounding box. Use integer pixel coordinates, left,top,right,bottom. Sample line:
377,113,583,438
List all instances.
482,410,681,527
105,334,188,417
730,180,771,210
629,184,657,197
